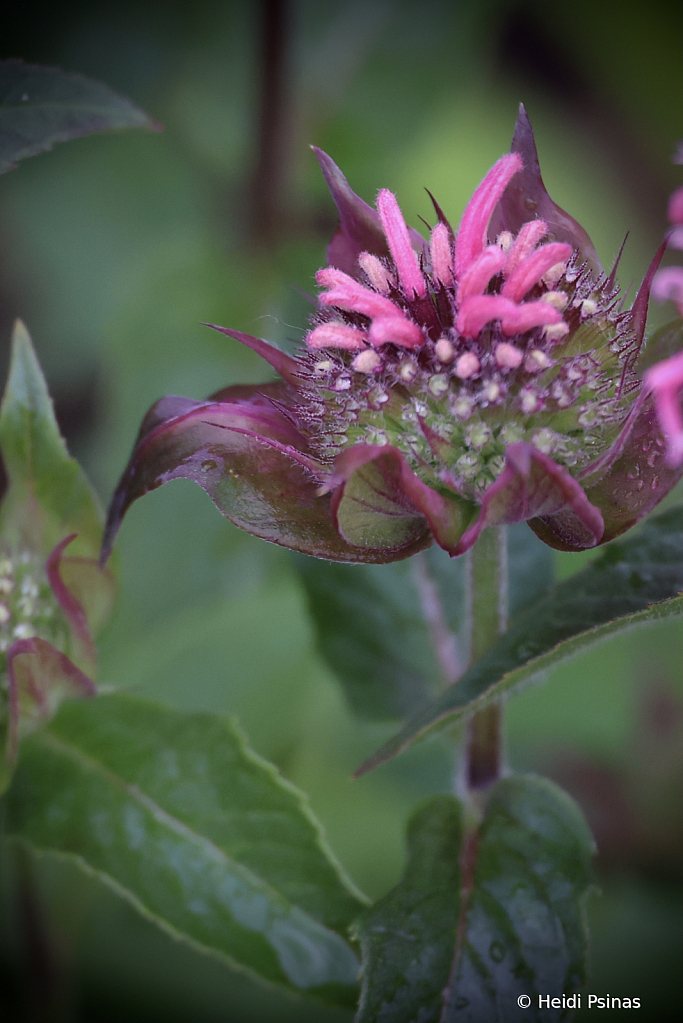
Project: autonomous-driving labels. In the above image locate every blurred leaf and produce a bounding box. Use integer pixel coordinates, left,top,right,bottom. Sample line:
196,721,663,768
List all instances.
0,59,157,175
359,507,683,773
354,776,594,1022
637,319,683,372
353,795,463,1022
295,524,553,721
4,693,364,1005
0,320,103,558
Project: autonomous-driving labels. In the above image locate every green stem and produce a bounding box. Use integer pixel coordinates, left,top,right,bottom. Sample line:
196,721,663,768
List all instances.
464,526,508,793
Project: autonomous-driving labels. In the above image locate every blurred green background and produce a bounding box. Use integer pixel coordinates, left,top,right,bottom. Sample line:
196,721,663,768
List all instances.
0,0,681,1019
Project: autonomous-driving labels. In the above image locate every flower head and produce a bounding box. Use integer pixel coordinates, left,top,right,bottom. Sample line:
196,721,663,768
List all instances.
102,107,683,566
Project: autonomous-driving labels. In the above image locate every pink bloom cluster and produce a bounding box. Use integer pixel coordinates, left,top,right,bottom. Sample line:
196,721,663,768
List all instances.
307,153,572,370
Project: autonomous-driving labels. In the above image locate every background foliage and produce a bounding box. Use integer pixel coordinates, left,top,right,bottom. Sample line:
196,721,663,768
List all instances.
0,1,681,1020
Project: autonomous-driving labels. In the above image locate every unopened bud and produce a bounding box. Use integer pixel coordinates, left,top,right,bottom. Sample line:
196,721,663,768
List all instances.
398,359,418,382
524,349,552,373
543,322,570,343
541,290,569,311
435,337,455,363
428,374,449,396
542,262,566,288
455,352,480,379
482,381,502,403
352,349,383,374
495,342,523,369
519,388,540,414
358,252,394,295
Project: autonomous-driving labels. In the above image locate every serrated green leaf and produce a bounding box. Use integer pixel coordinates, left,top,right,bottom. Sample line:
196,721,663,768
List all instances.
3,693,365,1004
354,776,594,1023
295,524,553,721
443,776,594,1022
353,796,463,1022
0,59,156,174
0,320,103,558
359,507,683,773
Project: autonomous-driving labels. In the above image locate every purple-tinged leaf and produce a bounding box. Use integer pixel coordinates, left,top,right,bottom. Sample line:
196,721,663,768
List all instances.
629,241,668,355
45,534,105,674
488,104,601,273
0,59,158,175
454,443,604,555
6,637,94,767
102,393,428,565
203,324,303,387
313,148,426,280
565,398,683,548
330,445,474,555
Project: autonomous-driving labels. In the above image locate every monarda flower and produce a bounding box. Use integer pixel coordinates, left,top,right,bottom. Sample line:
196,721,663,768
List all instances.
101,107,683,566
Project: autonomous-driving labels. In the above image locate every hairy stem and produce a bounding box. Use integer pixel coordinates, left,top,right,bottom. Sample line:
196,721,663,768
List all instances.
464,526,508,793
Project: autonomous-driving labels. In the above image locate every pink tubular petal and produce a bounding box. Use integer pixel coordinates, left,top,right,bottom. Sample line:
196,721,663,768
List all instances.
430,222,454,286
452,442,604,555
317,267,402,320
369,316,423,349
457,245,507,302
501,241,572,302
669,227,683,251
500,299,562,336
377,190,427,297
456,295,515,337
455,153,523,279
651,266,683,317
504,219,548,276
644,351,683,466
306,323,367,350
668,186,683,226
